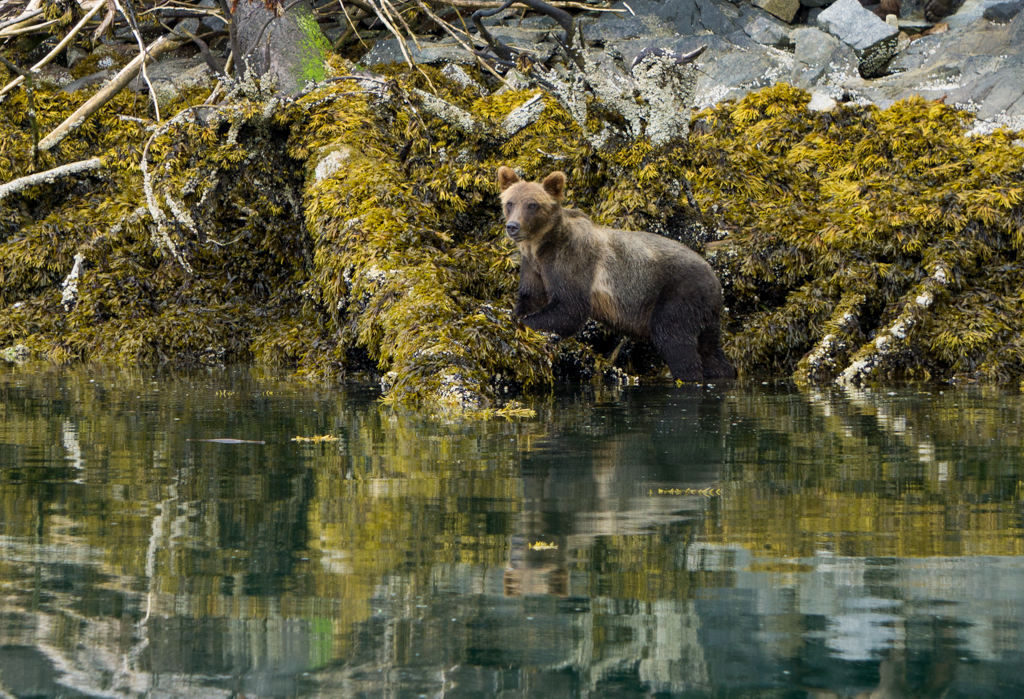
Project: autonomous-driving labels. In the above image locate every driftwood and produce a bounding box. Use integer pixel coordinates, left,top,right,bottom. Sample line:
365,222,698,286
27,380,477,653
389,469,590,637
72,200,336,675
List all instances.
0,1,106,99
37,30,188,151
0,157,104,202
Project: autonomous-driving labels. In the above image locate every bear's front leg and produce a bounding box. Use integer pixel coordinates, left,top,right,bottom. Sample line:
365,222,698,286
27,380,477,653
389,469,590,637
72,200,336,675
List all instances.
521,299,588,338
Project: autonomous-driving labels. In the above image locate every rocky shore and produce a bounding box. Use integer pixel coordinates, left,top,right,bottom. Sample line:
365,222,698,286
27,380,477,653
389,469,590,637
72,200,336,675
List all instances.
361,0,1024,131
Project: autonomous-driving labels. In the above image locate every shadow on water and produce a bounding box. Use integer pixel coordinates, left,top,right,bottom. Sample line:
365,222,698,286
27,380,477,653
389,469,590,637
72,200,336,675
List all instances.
0,365,1022,697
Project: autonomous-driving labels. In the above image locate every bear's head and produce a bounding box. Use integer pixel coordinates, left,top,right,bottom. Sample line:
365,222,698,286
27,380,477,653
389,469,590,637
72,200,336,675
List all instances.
497,167,565,243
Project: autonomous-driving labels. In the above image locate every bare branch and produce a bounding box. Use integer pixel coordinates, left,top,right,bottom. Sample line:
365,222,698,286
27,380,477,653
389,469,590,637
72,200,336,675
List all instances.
0,0,106,99
38,31,187,152
0,158,104,203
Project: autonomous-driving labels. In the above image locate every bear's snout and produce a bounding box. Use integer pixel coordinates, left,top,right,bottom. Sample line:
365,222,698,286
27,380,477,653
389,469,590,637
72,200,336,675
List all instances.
505,221,521,240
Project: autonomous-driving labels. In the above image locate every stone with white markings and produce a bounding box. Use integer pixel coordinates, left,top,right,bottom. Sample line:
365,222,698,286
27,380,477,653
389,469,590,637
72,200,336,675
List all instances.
817,0,900,76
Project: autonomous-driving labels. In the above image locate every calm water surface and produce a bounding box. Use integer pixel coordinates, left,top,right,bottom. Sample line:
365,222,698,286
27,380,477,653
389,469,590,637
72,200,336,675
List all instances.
1,365,1023,698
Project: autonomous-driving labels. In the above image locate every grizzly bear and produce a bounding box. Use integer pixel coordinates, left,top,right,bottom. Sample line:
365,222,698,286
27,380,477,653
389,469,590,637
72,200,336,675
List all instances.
498,166,734,381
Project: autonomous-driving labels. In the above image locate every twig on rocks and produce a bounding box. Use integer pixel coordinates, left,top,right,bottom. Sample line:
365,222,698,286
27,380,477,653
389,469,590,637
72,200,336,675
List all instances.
0,18,59,38
111,0,162,121
411,0,512,88
0,158,104,204
0,0,106,100
218,0,241,76
38,31,187,152
92,0,118,43
0,8,43,31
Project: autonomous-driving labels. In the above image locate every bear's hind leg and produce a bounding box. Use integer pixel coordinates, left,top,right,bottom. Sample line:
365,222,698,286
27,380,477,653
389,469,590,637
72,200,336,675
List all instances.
650,318,703,382
698,325,735,379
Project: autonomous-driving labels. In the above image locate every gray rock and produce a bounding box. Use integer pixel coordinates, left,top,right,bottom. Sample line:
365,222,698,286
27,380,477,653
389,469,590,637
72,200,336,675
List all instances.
817,0,899,76
743,14,795,46
791,26,860,89
692,40,796,107
946,0,1011,26
65,46,89,70
834,13,1024,114
754,0,802,22
601,0,742,37
363,38,478,66
129,58,214,109
198,0,227,32
724,28,761,48
585,14,675,44
946,57,1024,116
983,0,1024,21
61,69,114,93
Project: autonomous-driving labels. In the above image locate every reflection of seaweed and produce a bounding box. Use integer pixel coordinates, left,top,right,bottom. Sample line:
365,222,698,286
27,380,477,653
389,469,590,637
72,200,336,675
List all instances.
714,383,1024,558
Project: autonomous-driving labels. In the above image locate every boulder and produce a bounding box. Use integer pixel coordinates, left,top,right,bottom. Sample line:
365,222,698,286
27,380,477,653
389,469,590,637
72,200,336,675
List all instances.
603,0,742,36
585,14,675,44
754,0,803,22
129,58,215,110
946,0,1013,25
817,0,899,76
791,26,860,90
741,8,796,45
62,70,114,94
835,12,1024,117
983,0,1024,21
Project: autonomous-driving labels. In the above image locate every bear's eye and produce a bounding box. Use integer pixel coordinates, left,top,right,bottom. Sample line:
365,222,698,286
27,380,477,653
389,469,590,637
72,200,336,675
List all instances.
505,202,513,210
527,202,538,210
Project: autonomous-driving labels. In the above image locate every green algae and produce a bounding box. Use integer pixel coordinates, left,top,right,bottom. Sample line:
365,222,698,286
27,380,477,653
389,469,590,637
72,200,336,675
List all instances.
1,64,1022,407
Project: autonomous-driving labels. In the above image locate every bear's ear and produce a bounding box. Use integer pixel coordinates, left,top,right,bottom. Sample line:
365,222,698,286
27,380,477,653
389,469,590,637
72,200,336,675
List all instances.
497,166,520,191
542,171,566,201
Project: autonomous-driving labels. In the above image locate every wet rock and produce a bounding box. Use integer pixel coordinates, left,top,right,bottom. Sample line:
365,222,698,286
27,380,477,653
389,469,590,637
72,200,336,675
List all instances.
817,0,899,76
61,69,114,93
755,0,802,23
983,0,1024,21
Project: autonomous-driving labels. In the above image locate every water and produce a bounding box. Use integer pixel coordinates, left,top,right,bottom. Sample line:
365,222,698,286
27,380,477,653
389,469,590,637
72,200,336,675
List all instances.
1,365,1023,698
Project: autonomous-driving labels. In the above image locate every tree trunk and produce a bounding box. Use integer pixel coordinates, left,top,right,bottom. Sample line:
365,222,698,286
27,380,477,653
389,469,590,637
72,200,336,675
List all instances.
233,0,332,95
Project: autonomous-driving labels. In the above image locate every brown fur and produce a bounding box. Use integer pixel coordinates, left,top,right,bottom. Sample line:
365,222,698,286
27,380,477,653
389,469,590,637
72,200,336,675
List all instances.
497,167,735,381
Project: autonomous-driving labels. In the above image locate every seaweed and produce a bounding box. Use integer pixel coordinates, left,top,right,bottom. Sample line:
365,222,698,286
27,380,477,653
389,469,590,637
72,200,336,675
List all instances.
2,64,1022,408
